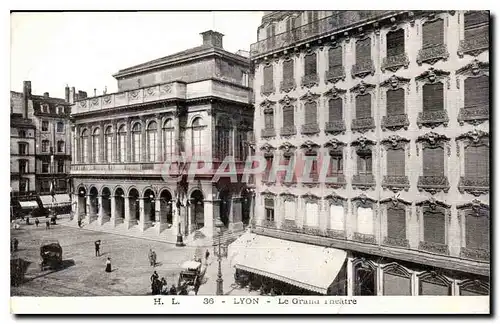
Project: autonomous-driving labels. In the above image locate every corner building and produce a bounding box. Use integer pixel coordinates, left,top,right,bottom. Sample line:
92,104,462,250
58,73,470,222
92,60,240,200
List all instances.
240,10,489,296
70,31,254,242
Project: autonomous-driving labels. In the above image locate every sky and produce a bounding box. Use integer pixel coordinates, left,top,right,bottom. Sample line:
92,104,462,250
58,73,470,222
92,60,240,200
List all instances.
10,11,263,98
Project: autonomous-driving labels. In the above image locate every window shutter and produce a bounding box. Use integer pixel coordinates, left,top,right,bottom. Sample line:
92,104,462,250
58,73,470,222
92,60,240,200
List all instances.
422,19,444,48
464,76,489,110
420,280,450,295
283,59,294,82
423,208,445,244
387,149,405,176
465,145,489,178
329,98,343,121
357,154,365,174
386,88,405,115
304,102,317,124
356,94,371,118
423,146,444,176
263,65,273,89
366,155,373,173
386,29,405,57
264,198,274,208
383,273,411,295
328,46,342,70
283,106,294,126
464,11,489,40
387,207,406,240
423,83,444,112
264,112,274,129
304,53,317,76
356,37,371,63
465,209,489,250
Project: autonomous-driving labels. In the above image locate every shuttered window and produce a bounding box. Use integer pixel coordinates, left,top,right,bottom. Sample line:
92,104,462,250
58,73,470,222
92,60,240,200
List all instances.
283,105,294,127
264,111,274,129
423,83,444,112
265,198,275,222
304,102,317,125
465,209,489,250
386,29,405,57
354,267,376,296
422,19,444,48
263,65,274,90
356,94,371,118
283,59,294,83
356,37,371,63
357,152,372,175
328,153,343,176
464,76,489,110
420,279,450,295
387,207,406,240
328,98,343,121
304,53,317,76
264,157,273,181
423,147,444,176
464,145,489,179
386,88,405,115
387,148,405,177
384,272,411,296
464,11,489,41
423,208,445,244
328,46,342,70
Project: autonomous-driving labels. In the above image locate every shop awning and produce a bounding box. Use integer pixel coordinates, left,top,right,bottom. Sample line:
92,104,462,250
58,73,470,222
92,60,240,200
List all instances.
228,233,347,295
40,194,71,207
19,201,39,209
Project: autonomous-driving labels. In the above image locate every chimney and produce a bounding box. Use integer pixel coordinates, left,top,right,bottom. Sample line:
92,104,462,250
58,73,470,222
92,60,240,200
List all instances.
22,81,32,118
65,85,70,102
70,87,76,104
200,30,224,48
43,92,49,98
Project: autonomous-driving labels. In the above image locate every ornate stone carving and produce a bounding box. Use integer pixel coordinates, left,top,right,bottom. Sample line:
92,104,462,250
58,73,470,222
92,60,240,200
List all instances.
458,107,489,126
280,125,297,137
381,53,410,72
261,219,277,229
261,128,276,138
278,95,297,105
381,135,410,149
281,219,297,231
128,90,140,100
300,140,319,153
302,225,322,236
417,43,449,66
415,67,451,83
351,59,375,79
456,129,489,145
280,78,296,93
260,143,276,157
325,121,346,134
382,114,410,131
79,100,87,108
352,136,375,149
456,59,490,76
260,98,276,109
145,86,156,97
102,95,112,105
325,66,346,84
418,241,449,255
417,132,450,147
325,229,346,239
351,117,375,133
380,75,411,89
279,142,296,156
417,176,450,194
301,73,319,88
458,177,489,196
90,98,99,108
352,174,376,190
323,86,347,98
325,174,347,189
160,84,172,94
460,247,490,262
300,90,320,102
350,81,375,94
383,236,410,248
353,232,376,244
458,33,489,58
382,176,410,192
301,124,320,135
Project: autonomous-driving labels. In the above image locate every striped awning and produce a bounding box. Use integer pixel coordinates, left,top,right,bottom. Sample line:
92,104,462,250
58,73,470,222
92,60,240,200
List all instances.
19,201,39,209
228,233,346,295
40,194,71,207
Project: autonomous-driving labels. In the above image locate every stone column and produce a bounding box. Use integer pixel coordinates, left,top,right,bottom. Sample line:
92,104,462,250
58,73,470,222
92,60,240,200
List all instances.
347,255,354,297
141,117,147,162
376,264,383,296
187,199,195,234
174,111,180,155
249,192,256,228
126,118,132,162
124,196,131,229
154,198,162,234
156,114,162,162
72,193,79,224
109,195,117,227
139,198,146,231
85,195,92,224
71,126,76,164
99,121,105,163
230,197,243,232
112,121,118,162
171,200,178,233
97,195,105,225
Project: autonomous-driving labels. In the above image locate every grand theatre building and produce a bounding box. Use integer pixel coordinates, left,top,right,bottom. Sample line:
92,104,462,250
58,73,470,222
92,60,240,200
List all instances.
231,10,490,296
70,31,254,242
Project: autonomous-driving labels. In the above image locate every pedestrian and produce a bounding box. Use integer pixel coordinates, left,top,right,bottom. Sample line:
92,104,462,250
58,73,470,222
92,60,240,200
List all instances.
161,277,168,295
77,219,82,228
35,218,39,227
13,238,19,252
95,240,101,257
105,257,112,272
45,219,50,230
150,270,159,283
205,249,210,261
169,284,177,295
148,248,153,266
151,250,157,267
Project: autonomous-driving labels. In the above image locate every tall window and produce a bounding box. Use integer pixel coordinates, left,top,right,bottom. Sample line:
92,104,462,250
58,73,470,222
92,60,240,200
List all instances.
42,161,49,173
387,148,405,177
57,140,64,153
282,59,294,84
192,117,204,157
306,11,319,33
264,110,274,129
357,206,374,235
263,65,274,92
42,121,49,131
357,151,372,175
328,151,343,177
18,130,26,138
328,46,342,71
92,128,100,163
464,76,489,111
423,207,446,245
266,23,276,48
464,144,489,180
465,208,489,251
305,201,319,227
264,156,273,182
304,53,317,77
383,266,411,296
356,94,371,119
18,143,27,155
41,140,50,153
163,119,175,160
81,129,89,163
283,105,294,127
19,178,28,193
464,11,488,41
423,83,444,112
419,274,451,296
356,37,371,64
386,29,405,57
386,88,405,116
147,121,157,162
18,159,28,173
328,98,343,122
422,19,444,49
105,126,112,162
216,119,231,160
283,198,296,221
118,125,126,163
423,147,444,177
329,204,344,231
57,159,64,173
236,130,246,161
132,123,142,162
265,198,275,222
56,121,64,133
387,207,406,240
304,102,317,125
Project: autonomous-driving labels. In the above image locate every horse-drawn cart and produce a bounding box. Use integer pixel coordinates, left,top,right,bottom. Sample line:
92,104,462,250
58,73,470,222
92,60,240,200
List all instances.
177,260,206,294
40,241,63,271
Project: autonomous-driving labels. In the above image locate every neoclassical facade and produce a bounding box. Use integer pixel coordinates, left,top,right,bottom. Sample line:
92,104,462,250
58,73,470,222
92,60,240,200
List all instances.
248,11,489,295
70,31,254,242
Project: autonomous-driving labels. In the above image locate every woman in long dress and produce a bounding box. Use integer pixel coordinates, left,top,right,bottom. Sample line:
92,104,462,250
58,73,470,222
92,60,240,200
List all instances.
105,257,112,272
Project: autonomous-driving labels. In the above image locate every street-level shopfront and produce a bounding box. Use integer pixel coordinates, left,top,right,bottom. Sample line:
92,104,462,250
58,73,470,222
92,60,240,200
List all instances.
229,233,489,296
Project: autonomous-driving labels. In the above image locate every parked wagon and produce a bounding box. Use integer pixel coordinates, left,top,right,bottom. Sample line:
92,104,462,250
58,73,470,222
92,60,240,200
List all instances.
40,241,63,271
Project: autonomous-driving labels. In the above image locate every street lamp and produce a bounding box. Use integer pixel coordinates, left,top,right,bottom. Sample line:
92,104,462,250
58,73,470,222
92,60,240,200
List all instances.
175,197,185,247
215,217,224,295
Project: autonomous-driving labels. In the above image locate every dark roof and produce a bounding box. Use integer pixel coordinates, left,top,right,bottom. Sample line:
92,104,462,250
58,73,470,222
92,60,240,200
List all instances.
31,95,68,105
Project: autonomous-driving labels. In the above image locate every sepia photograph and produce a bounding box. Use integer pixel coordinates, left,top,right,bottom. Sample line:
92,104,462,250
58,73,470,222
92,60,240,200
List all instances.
8,7,490,315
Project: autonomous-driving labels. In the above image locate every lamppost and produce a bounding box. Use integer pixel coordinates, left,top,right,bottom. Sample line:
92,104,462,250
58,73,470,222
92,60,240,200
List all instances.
215,216,224,295
175,196,185,247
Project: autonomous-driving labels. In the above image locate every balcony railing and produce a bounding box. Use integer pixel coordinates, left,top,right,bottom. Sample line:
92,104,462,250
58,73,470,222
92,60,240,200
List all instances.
458,176,489,196
280,78,296,93
280,125,297,137
419,241,449,255
302,225,322,236
351,117,375,133
260,219,277,229
301,123,320,135
250,11,397,58
458,34,489,58
382,175,410,192
325,174,347,189
281,219,298,231
460,246,489,262
381,52,410,72
352,174,376,190
301,73,319,88
325,120,346,134
325,229,346,239
351,60,375,78
417,110,449,129
417,44,449,65
381,114,410,131
417,175,450,194
458,106,489,126
325,66,346,84
260,84,275,97
383,236,410,248
353,232,376,244
261,128,276,138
